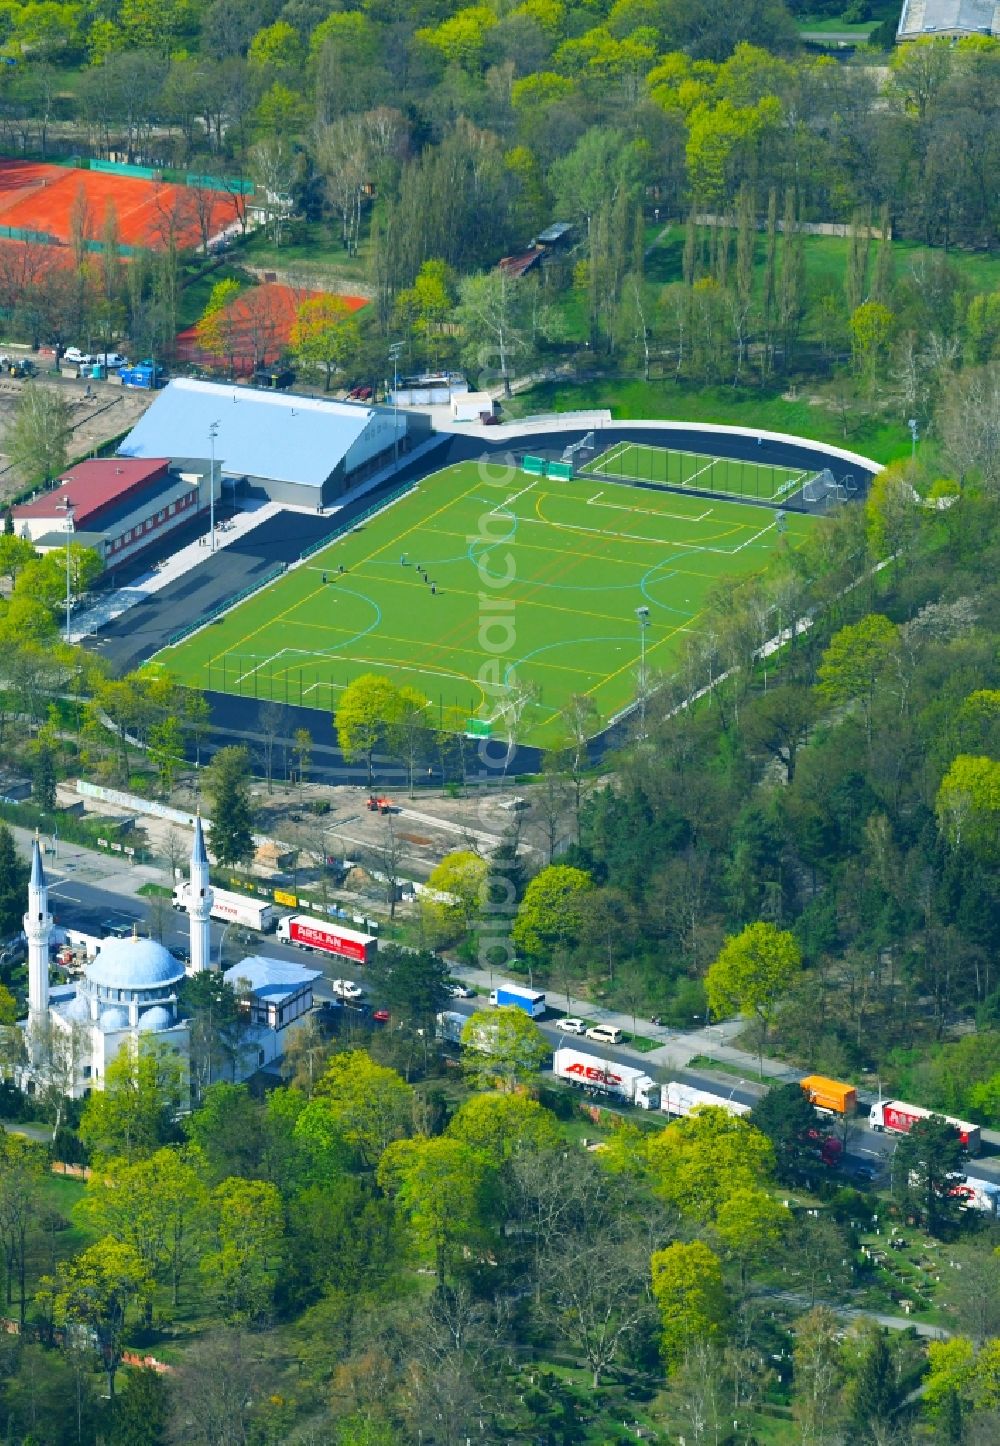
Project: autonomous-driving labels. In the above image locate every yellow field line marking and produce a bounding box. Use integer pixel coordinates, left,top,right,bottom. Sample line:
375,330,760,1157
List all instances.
578,614,700,705
205,473,484,667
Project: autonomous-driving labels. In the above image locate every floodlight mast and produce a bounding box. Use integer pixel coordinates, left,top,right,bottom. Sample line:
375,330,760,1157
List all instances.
636,604,651,735
208,420,220,553
389,341,403,468
56,496,74,644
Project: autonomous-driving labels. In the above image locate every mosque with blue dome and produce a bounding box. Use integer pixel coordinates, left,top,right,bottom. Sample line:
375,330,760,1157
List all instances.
23,817,320,1099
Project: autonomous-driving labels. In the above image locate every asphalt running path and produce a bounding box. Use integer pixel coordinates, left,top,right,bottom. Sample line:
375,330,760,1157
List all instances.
758,1290,952,1341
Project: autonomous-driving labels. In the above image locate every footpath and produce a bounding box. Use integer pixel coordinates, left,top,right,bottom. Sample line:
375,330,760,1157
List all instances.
9,823,166,901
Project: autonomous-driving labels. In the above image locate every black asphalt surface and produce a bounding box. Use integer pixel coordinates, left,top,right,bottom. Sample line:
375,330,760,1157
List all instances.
86,424,879,771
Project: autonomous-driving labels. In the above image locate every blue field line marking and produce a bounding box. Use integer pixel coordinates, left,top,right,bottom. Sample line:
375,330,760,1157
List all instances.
255,589,385,675
639,554,703,617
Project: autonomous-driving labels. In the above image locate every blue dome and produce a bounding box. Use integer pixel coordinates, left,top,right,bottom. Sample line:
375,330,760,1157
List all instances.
100,1007,129,1032
138,1005,173,1032
87,937,185,991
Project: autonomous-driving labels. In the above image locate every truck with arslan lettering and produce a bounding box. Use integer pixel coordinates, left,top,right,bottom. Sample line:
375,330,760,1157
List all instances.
869,1099,981,1154
661,1081,751,1120
277,914,378,965
553,1046,660,1109
172,883,277,933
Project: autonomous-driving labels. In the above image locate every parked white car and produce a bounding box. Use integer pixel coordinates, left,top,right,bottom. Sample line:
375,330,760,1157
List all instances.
62,347,93,365
556,1017,588,1035
94,351,128,369
331,978,364,1000
586,1024,624,1045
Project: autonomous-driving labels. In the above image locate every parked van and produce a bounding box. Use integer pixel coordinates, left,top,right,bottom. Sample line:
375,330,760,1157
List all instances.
586,1024,623,1045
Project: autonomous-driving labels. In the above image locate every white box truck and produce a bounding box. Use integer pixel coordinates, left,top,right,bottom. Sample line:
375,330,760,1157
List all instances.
661,1081,751,1120
553,1046,660,1110
172,883,277,933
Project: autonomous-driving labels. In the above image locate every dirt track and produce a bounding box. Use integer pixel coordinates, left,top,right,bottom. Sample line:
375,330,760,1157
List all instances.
0,366,154,506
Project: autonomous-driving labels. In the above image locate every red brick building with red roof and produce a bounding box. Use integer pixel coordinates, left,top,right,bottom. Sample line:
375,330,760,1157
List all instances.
11,456,219,569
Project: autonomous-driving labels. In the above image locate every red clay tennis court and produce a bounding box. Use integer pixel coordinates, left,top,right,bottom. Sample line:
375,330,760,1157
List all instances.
0,160,240,250
175,283,368,374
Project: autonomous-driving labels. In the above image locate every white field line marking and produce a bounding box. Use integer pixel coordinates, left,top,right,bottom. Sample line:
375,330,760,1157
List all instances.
525,511,754,555
491,478,538,514
235,648,290,685
585,439,630,475
726,520,778,553
586,494,714,524
303,656,475,688
687,457,716,486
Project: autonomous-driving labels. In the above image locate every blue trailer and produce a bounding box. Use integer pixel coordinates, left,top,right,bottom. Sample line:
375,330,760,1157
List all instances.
489,985,546,1018
120,363,165,390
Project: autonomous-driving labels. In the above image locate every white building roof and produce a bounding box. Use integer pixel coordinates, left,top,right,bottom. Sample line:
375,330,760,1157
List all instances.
897,0,1000,34
224,954,320,1004
117,378,377,489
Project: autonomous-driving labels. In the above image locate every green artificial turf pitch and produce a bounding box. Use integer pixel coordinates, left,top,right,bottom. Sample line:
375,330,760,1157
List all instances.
159,459,815,745
579,439,813,503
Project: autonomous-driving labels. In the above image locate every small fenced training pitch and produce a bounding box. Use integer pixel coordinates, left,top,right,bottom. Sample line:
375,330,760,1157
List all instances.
580,440,813,505
158,461,815,745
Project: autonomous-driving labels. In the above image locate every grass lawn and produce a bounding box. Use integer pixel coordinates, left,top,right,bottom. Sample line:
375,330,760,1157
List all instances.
22,1171,92,1311
796,14,877,31
235,218,373,290
626,1033,662,1053
158,458,814,746
176,260,246,332
643,214,1000,310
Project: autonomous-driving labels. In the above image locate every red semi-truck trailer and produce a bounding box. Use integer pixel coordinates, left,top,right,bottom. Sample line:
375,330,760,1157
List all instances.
869,1098,981,1154
277,914,377,965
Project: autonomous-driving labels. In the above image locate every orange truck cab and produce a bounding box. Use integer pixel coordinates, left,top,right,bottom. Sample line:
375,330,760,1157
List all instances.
800,1075,858,1116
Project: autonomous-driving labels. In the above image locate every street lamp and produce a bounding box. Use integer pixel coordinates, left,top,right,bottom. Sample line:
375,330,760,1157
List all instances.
907,418,918,460
217,918,238,971
388,341,403,468
208,421,220,553
55,496,74,644
635,605,650,733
